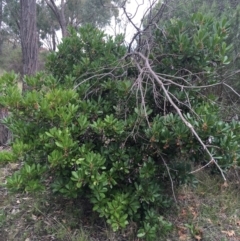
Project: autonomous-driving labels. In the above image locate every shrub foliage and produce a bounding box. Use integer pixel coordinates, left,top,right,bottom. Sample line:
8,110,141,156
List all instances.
0,16,239,240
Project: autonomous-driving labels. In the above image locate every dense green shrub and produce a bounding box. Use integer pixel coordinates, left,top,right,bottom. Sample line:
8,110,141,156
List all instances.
0,17,239,240
159,0,240,113
46,24,126,84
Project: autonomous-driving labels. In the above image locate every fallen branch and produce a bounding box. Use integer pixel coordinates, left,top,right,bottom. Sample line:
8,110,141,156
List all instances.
133,51,227,181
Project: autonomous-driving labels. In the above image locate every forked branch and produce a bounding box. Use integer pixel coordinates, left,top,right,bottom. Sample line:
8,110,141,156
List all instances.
132,51,227,181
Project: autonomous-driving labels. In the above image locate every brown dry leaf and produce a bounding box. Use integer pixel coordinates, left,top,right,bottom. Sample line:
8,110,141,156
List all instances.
194,234,202,241
221,230,235,237
180,209,188,218
179,234,188,241
178,226,188,241
9,163,19,170
206,218,212,224
192,211,198,219
189,206,198,219
236,220,240,226
22,197,31,200
178,194,187,201
44,220,51,226
11,208,20,214
221,181,228,189
195,227,203,239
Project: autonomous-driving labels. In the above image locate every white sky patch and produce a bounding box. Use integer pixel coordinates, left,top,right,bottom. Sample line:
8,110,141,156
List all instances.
105,0,151,43
46,0,152,49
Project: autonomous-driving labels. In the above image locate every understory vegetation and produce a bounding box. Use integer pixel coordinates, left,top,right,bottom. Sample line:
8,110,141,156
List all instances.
1,1,240,240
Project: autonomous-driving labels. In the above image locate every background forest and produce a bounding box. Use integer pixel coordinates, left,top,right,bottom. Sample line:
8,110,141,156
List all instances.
1,0,240,240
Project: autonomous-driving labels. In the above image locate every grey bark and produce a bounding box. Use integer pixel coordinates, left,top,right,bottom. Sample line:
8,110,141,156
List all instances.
0,0,11,145
20,0,38,76
0,0,3,55
51,26,56,51
45,0,68,38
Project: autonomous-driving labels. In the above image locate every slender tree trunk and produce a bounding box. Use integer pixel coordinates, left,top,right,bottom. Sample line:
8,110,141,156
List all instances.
20,0,38,76
51,27,56,51
45,0,68,38
0,0,10,145
0,0,3,55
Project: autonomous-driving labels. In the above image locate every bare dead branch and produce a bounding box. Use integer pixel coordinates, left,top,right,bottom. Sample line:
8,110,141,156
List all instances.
133,51,227,181
223,82,240,99
160,153,178,204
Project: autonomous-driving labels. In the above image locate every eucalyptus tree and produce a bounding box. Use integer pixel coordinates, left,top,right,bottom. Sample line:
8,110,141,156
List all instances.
37,1,60,51
45,0,121,38
2,0,20,47
0,0,3,54
20,0,38,76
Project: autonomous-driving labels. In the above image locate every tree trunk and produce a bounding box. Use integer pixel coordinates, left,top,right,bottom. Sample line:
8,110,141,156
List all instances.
45,0,68,38
51,27,56,51
0,0,11,145
20,0,38,76
0,0,3,55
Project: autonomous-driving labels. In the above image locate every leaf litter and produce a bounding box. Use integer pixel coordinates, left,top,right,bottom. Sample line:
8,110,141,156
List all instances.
1,161,240,240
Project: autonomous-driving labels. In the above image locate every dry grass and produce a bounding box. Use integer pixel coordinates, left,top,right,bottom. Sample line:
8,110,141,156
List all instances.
165,168,240,241
1,162,240,241
0,162,130,241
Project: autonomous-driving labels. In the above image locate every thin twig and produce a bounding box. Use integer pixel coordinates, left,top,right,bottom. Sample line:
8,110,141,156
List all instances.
160,154,178,204
223,82,240,99
134,51,227,181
